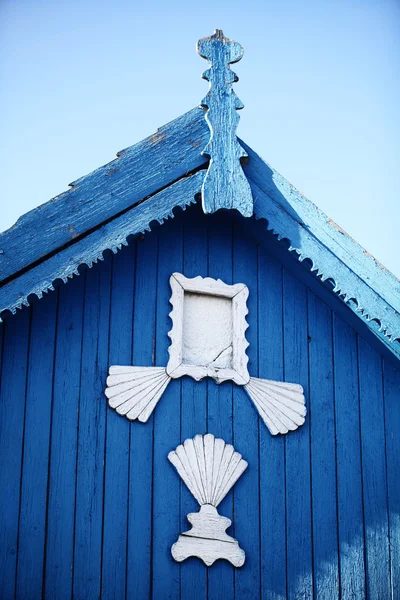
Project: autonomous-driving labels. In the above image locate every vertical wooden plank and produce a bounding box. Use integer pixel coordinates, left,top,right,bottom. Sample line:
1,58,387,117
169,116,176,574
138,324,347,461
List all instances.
180,205,208,600
307,291,339,599
358,338,391,599
207,212,235,600
152,214,183,600
102,244,136,600
127,232,157,600
73,258,112,600
233,221,260,600
0,308,30,598
383,359,400,600
333,315,365,599
0,320,3,385
283,270,313,599
44,275,85,599
16,292,58,599
257,250,286,600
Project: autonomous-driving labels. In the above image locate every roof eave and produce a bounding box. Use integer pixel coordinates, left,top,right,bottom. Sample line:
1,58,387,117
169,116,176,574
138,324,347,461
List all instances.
0,108,398,360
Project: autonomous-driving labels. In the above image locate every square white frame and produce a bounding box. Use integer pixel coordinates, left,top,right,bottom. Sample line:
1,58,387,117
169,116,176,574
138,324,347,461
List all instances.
166,273,250,385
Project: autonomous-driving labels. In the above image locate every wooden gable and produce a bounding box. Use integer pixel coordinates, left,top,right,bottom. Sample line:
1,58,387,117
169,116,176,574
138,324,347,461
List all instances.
1,107,398,359
0,203,399,599
0,28,399,600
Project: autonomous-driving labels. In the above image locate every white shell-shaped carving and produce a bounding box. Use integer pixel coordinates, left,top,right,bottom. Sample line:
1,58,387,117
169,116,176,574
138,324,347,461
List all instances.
168,433,248,507
105,366,171,422
244,377,306,435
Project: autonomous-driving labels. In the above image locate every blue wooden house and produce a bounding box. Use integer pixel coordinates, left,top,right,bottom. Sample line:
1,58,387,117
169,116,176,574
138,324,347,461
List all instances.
0,31,399,600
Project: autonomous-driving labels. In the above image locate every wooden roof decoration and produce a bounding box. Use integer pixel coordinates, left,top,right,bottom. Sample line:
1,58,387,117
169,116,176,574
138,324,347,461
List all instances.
0,30,399,361
198,30,253,216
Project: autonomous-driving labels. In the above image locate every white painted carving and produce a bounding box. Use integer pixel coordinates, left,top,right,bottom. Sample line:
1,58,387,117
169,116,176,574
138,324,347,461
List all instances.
105,366,171,422
244,377,306,435
168,433,247,567
104,272,306,435
167,273,249,385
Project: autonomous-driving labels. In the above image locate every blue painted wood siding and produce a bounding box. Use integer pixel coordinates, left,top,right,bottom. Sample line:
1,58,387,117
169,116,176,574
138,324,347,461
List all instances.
0,204,399,600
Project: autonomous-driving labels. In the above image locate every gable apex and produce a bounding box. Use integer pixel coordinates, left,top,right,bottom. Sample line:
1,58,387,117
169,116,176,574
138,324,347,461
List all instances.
0,106,398,360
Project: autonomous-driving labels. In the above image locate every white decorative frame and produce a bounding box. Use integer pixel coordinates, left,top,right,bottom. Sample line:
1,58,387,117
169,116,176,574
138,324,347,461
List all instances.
105,272,306,435
166,273,250,385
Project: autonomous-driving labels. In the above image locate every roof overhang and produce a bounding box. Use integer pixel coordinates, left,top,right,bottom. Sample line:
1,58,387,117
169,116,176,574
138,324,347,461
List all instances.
0,107,399,360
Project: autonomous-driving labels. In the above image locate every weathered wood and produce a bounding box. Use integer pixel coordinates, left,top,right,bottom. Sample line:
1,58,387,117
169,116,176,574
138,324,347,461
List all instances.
244,376,305,434
152,217,182,599
101,243,135,599
107,263,305,433
73,257,111,599
167,273,250,384
0,108,208,284
181,206,208,600
126,232,158,599
0,170,203,320
1,127,399,363
169,434,247,567
172,505,245,568
243,143,400,344
44,274,85,599
105,366,171,421
207,211,235,600
283,269,313,600
232,223,260,598
197,30,253,217
258,248,287,599
0,307,30,599
383,359,400,600
0,200,397,598
238,213,400,365
308,292,339,599
172,271,246,298
358,339,391,598
16,292,58,600
333,315,366,599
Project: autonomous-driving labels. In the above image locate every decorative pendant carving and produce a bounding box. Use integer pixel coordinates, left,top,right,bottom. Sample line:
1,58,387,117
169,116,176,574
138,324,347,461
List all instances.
169,434,247,567
105,273,306,434
197,29,253,217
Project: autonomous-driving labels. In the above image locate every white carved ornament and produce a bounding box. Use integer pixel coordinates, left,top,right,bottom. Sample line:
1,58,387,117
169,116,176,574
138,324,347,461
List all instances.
167,273,250,384
169,433,247,567
105,273,306,435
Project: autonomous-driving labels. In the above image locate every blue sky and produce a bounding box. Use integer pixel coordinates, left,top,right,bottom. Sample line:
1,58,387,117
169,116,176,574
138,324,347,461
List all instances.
1,0,399,276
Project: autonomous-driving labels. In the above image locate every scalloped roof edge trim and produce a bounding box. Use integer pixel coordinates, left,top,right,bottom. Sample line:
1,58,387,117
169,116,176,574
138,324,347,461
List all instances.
0,171,202,319
0,108,398,359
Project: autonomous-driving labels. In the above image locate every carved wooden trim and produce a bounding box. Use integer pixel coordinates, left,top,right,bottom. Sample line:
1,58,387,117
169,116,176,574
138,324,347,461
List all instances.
244,377,306,435
197,30,253,217
105,366,171,422
166,273,250,385
104,272,306,435
169,433,247,567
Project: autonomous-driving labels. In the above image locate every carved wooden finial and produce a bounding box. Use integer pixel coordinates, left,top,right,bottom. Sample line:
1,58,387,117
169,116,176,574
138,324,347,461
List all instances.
197,30,253,217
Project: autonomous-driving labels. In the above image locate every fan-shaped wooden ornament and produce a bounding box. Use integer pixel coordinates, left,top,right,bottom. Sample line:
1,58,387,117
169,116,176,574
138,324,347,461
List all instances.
244,377,306,435
168,433,247,567
104,273,306,435
105,366,171,422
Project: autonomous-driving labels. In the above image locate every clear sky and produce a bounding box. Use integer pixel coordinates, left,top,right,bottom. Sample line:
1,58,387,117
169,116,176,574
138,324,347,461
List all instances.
1,0,399,276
